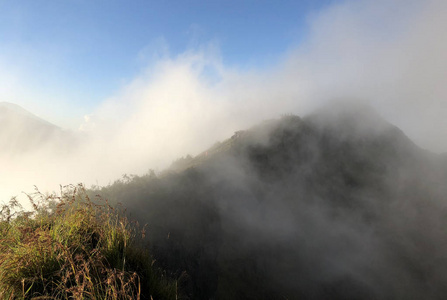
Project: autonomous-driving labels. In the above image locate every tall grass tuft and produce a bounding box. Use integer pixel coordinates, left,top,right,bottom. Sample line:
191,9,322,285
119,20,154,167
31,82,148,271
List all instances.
0,184,177,299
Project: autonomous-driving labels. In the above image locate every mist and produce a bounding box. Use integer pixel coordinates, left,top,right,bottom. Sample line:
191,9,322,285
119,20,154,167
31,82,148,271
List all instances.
2,1,447,298
2,0,447,208
94,101,447,299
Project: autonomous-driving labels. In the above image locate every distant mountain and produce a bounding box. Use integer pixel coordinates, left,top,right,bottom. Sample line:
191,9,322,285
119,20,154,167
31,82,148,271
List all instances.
0,102,66,155
0,102,56,126
95,103,447,300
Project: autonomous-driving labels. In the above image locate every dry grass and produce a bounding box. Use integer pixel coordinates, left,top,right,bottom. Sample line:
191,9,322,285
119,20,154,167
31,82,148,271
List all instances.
0,184,176,300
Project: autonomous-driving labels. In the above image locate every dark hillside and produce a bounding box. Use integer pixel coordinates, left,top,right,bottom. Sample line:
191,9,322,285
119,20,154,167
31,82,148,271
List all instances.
95,104,447,299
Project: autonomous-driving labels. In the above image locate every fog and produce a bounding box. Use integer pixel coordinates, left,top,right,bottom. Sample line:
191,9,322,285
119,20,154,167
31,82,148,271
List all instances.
2,1,447,298
1,0,447,207
94,101,447,299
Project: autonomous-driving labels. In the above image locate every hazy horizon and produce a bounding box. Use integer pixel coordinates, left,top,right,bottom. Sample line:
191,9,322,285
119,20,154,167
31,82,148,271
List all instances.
1,0,447,207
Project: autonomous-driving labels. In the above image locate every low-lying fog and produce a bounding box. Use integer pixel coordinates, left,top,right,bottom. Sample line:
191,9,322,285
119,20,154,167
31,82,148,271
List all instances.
1,0,446,208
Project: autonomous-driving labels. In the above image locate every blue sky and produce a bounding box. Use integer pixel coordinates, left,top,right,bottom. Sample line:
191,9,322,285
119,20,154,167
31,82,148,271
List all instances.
0,0,334,126
1,0,446,151
2,0,447,203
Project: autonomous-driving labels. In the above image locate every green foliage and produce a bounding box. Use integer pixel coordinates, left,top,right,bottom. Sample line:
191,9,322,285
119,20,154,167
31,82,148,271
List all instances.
91,111,446,300
2,108,443,299
0,184,176,300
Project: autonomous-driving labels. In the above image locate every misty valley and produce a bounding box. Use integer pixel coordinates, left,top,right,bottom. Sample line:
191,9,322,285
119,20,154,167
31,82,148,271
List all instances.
2,102,447,299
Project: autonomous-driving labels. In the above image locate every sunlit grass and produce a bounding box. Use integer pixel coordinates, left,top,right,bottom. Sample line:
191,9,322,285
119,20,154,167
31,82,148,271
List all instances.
0,184,176,300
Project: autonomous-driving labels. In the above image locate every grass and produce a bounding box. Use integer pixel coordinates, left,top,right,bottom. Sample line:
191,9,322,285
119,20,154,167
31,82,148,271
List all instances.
0,184,177,300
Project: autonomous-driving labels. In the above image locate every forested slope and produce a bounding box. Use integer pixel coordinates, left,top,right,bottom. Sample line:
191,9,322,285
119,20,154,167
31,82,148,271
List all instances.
96,103,447,299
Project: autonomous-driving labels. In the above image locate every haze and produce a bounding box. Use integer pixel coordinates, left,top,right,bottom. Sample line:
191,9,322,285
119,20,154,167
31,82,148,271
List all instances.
1,0,446,208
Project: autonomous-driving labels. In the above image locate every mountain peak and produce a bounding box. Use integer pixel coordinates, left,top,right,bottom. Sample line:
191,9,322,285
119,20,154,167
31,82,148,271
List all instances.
0,102,63,154
305,100,398,137
0,102,59,129
0,101,34,115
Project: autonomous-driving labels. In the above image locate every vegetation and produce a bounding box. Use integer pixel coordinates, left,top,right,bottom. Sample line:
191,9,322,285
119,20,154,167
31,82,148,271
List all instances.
2,107,447,299
93,111,447,299
0,184,176,300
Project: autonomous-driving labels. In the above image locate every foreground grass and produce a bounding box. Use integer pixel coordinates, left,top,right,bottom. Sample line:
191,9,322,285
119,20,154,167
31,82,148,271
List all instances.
0,184,177,300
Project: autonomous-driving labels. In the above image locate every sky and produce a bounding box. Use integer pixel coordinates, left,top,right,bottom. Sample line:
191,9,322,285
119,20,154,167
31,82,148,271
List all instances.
1,0,447,205
0,0,333,127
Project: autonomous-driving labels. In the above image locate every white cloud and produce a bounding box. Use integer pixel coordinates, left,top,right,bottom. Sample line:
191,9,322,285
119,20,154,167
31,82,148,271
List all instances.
2,0,447,207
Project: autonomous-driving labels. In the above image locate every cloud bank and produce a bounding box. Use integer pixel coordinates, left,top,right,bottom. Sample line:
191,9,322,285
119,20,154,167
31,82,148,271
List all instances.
2,0,447,207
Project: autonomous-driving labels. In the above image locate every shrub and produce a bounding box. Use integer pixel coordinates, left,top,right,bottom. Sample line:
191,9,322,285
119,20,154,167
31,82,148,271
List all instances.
0,184,176,300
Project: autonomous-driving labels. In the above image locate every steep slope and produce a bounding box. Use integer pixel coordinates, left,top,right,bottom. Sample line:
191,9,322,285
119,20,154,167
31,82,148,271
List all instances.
96,103,447,300
0,102,68,155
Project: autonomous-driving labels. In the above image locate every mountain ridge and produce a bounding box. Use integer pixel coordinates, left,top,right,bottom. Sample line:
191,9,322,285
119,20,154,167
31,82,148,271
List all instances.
94,103,447,299
0,102,60,129
169,103,424,174
2,101,446,299
0,102,68,155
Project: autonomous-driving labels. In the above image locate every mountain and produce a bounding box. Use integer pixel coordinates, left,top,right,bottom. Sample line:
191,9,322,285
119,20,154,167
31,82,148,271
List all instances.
94,103,447,300
0,102,67,155
0,102,55,126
